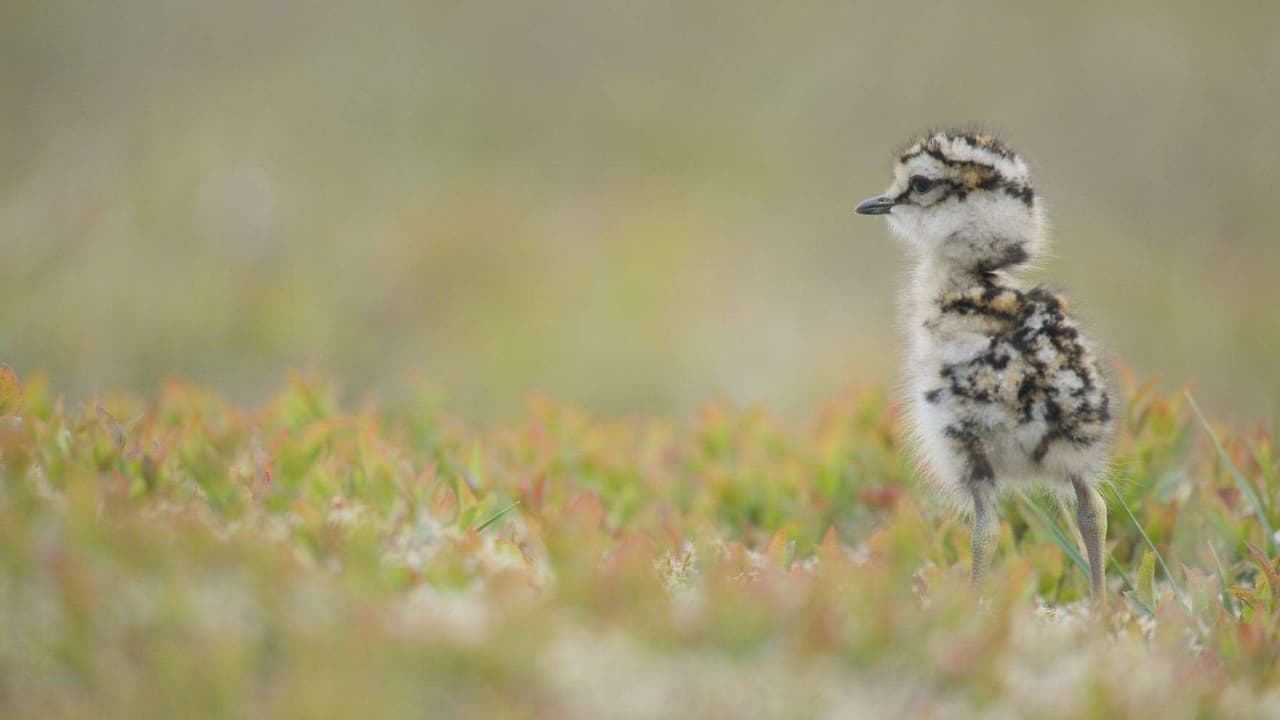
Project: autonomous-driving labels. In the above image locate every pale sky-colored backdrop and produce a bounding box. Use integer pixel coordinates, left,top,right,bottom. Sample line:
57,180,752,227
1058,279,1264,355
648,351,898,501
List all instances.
3,1,1278,421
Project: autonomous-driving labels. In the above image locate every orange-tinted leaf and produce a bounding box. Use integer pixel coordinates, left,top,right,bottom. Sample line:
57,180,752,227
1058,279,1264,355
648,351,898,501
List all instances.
0,365,21,416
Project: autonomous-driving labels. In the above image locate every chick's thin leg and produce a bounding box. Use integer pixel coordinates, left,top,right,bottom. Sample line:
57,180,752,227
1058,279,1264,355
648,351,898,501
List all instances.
970,480,999,589
1071,475,1107,602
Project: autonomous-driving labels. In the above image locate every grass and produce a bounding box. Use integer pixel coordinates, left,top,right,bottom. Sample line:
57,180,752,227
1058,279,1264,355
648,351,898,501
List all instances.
2,366,1280,718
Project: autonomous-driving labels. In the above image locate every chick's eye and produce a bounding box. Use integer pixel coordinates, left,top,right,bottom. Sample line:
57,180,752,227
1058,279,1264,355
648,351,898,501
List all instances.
910,176,935,193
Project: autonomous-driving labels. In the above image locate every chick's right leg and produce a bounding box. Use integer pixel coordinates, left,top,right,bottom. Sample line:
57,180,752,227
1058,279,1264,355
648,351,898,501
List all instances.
969,480,999,588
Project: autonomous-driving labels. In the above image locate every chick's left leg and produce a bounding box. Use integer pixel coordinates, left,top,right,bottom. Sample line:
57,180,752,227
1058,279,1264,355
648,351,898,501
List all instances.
1071,475,1108,602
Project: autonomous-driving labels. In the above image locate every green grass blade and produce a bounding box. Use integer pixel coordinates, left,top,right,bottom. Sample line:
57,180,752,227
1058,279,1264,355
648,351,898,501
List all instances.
1108,485,1186,603
474,500,521,532
1207,540,1235,613
1186,392,1275,550
1017,494,1090,579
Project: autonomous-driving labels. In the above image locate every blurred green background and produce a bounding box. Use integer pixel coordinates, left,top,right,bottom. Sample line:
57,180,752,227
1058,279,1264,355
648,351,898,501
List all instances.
2,0,1278,420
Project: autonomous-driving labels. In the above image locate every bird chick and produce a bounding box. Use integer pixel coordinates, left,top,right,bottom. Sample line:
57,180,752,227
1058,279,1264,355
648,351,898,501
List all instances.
856,130,1113,600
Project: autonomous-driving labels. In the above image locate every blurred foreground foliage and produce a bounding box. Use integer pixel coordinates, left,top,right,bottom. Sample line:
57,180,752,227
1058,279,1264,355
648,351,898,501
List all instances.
2,366,1280,718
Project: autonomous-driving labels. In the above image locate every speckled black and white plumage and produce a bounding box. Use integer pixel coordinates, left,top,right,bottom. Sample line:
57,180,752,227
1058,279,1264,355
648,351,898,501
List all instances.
857,130,1113,599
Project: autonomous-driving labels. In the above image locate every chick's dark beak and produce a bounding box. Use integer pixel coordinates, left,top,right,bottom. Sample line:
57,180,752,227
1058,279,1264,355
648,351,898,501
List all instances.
855,195,896,215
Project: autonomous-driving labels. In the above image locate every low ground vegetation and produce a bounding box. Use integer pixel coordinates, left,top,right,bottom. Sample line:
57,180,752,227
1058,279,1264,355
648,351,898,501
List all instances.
1,366,1278,718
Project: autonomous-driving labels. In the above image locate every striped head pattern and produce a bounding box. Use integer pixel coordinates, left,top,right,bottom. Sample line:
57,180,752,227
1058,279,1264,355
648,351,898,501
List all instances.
857,131,1047,273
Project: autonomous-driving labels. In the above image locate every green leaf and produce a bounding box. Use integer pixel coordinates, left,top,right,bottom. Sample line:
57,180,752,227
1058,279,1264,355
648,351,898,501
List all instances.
1137,550,1156,609
1256,567,1273,610
1106,553,1152,616
1246,542,1280,612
